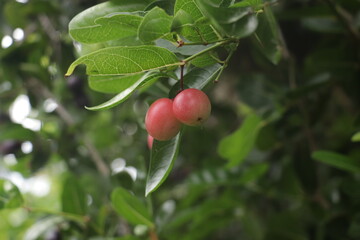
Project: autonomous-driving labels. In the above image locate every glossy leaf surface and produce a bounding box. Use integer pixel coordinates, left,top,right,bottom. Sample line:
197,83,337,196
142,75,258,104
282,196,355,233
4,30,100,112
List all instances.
66,46,180,76
146,133,181,196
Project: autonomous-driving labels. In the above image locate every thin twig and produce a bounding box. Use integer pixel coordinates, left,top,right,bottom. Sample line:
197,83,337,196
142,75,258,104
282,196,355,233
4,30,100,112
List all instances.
323,0,360,42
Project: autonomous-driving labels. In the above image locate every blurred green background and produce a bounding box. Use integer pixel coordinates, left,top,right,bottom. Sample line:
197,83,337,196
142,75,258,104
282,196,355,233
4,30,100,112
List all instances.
0,0,359,239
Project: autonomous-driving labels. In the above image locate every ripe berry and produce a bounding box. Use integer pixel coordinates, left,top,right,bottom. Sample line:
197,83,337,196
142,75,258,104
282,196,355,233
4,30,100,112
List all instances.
173,88,211,126
145,98,182,141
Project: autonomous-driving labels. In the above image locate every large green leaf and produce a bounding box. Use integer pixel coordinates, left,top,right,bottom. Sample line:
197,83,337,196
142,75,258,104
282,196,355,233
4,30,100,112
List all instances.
195,0,258,38
253,5,283,64
61,174,87,215
71,14,142,44
0,179,24,209
138,7,173,43
89,73,145,94
183,63,222,89
312,151,360,173
146,133,182,196
174,0,219,42
65,46,180,76
218,114,263,167
111,187,154,227
68,1,147,44
86,72,163,110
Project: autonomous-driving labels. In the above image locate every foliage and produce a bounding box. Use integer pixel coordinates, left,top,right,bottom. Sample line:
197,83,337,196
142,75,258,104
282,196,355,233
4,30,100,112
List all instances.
0,0,359,239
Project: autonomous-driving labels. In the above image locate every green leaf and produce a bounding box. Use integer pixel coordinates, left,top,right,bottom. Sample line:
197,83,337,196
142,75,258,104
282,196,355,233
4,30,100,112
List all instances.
0,179,24,210
174,0,219,42
351,132,360,142
183,63,222,89
312,150,360,173
168,64,222,98
71,14,142,44
218,114,263,167
61,174,87,215
65,46,180,76
155,38,212,56
145,0,176,15
232,0,262,8
146,133,182,196
111,187,154,227
190,52,218,67
195,0,258,38
253,6,283,64
0,123,35,141
68,1,147,44
89,73,144,94
238,163,269,184
138,7,173,42
86,72,163,110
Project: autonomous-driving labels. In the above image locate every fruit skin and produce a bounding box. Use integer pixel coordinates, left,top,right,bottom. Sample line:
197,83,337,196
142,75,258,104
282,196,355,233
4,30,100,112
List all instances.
173,88,211,126
145,98,182,141
147,135,154,149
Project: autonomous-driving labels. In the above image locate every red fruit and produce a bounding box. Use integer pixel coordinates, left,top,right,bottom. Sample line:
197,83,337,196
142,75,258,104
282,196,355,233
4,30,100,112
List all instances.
173,88,211,126
147,135,154,149
145,98,181,141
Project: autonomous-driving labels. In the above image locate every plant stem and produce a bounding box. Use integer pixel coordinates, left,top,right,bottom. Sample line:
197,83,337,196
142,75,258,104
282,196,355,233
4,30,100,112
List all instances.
180,65,185,90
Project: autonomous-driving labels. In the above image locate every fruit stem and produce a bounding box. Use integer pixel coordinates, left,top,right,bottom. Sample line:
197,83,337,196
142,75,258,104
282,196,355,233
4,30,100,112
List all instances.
180,64,185,90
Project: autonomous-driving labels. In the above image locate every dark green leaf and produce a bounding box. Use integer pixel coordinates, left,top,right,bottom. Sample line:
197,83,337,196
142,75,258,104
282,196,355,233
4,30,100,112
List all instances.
61,174,87,215
195,0,258,38
0,179,24,209
218,114,263,167
65,46,180,76
312,150,360,173
253,5,283,64
145,0,176,15
111,187,154,227
174,0,219,42
170,64,222,94
146,133,182,196
138,7,173,42
190,52,218,67
238,163,269,184
68,1,147,43
86,72,163,111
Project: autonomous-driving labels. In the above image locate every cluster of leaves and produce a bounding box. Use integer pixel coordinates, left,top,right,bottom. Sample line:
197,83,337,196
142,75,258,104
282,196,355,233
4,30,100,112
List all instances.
0,0,359,239
65,0,281,196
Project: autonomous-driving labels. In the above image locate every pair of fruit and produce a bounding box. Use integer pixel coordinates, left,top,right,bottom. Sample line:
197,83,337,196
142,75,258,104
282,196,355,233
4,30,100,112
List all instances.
145,88,211,143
